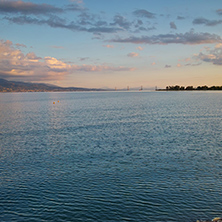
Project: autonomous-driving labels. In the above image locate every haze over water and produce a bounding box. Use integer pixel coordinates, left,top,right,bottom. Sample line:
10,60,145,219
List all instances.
0,91,222,222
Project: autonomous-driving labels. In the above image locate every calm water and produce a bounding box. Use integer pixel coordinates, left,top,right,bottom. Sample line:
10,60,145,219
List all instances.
0,91,222,222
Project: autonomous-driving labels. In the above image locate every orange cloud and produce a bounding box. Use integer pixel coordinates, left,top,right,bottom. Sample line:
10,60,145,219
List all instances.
45,57,71,70
0,39,135,82
127,52,139,57
137,46,143,51
215,43,222,49
185,57,191,62
16,43,27,48
103,45,114,48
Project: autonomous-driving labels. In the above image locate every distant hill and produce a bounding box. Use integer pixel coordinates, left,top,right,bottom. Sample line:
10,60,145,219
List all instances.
0,79,105,92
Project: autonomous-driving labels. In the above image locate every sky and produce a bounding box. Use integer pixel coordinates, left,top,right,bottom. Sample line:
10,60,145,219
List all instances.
0,0,222,89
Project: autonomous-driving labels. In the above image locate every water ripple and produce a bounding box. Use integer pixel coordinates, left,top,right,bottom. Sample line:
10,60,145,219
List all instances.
0,92,222,221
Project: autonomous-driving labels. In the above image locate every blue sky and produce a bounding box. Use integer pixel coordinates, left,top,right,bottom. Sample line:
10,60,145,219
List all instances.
0,0,222,88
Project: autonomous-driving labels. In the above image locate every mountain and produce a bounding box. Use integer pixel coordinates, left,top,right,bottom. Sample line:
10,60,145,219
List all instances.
0,79,105,92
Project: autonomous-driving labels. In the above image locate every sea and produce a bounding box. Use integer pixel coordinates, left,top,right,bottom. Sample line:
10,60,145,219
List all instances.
0,91,221,222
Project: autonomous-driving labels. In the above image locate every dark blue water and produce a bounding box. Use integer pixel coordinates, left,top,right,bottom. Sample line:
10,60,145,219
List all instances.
0,91,222,222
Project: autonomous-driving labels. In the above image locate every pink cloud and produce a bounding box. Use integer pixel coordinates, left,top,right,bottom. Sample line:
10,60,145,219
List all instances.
137,46,143,51
70,65,135,72
0,39,135,82
103,45,114,48
215,43,222,49
127,52,139,57
112,31,222,45
16,43,27,48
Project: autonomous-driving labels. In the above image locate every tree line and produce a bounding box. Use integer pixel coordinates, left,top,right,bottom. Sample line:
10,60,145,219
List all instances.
165,85,222,91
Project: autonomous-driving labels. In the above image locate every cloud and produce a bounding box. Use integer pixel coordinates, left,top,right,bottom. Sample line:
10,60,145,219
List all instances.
133,19,155,32
0,40,70,81
26,52,42,61
170,22,177,30
215,43,222,48
196,46,222,65
136,46,143,51
0,2,155,35
110,15,132,29
44,57,71,72
65,3,86,12
15,43,26,48
5,15,67,28
185,63,201,66
77,11,97,26
0,39,135,81
135,19,143,26
127,52,139,57
193,17,222,26
111,30,222,45
70,0,83,3
103,45,114,48
177,16,185,20
4,15,121,34
0,0,63,15
133,9,155,19
87,26,121,33
0,0,86,15
71,65,135,72
79,57,89,61
216,9,222,15
1,1,121,34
